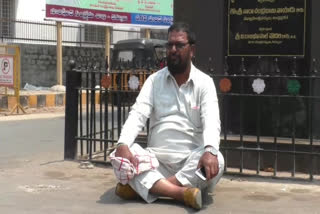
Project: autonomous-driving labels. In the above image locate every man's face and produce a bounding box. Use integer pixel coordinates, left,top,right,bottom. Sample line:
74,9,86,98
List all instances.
166,30,194,74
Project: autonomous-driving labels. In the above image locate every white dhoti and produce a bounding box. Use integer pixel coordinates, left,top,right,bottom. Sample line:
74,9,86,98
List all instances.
127,144,225,203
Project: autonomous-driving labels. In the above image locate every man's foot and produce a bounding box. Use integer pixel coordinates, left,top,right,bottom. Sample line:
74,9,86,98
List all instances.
183,187,202,210
115,183,140,200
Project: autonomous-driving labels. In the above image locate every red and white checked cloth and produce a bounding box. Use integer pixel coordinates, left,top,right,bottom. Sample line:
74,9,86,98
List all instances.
110,143,159,185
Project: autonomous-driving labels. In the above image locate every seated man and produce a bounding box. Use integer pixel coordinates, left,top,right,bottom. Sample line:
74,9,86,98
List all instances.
114,22,224,210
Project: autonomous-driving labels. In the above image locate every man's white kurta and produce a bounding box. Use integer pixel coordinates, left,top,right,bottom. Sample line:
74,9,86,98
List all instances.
118,63,221,164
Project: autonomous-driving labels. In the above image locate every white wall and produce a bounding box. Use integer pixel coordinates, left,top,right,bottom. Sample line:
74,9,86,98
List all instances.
12,0,81,45
112,27,141,44
15,0,46,21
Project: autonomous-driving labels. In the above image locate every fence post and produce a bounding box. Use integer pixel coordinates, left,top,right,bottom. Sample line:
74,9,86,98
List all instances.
64,60,81,159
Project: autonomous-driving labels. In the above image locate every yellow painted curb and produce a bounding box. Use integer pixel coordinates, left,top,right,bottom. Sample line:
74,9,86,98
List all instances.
8,96,17,110
28,95,37,108
46,94,55,107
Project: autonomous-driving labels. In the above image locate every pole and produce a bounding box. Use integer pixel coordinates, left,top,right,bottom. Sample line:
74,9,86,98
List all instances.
64,60,81,159
105,26,111,67
56,21,63,85
145,28,151,39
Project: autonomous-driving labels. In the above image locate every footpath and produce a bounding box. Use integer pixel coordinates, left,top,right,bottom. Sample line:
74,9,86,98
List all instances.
0,106,65,120
0,150,320,214
0,106,320,213
0,86,66,114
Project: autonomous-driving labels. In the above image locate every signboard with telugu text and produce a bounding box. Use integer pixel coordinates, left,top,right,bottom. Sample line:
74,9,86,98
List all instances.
45,0,173,28
228,0,306,56
0,56,14,87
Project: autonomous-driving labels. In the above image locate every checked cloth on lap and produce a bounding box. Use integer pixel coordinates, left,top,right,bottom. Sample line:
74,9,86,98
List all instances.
110,143,159,185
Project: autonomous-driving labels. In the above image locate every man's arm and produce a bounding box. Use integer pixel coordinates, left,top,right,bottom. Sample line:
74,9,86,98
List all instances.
115,75,154,165
197,77,221,180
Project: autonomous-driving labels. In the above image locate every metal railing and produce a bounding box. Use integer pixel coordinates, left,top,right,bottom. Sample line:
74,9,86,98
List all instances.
0,18,166,47
1,18,82,45
64,56,320,181
64,60,153,161
214,56,320,181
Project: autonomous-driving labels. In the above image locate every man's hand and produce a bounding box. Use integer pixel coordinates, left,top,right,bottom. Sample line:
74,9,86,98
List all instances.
115,144,138,168
197,151,219,180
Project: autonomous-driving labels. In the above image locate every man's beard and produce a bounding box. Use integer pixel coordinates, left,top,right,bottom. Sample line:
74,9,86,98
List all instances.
167,56,188,75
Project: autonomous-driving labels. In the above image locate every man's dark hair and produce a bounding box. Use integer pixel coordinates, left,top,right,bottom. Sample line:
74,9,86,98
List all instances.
168,22,196,45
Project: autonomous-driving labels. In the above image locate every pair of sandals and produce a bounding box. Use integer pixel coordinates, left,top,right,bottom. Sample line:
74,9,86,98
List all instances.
115,183,202,210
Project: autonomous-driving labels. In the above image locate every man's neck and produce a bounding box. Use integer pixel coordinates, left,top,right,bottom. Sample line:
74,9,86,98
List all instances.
173,68,190,87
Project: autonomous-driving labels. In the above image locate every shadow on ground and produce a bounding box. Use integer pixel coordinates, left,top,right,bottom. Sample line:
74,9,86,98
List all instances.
97,186,214,213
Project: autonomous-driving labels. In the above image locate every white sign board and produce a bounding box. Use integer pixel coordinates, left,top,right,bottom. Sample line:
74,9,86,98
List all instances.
0,56,14,87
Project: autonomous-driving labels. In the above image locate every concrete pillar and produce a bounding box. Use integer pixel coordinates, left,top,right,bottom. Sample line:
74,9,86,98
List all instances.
145,28,151,39
56,21,63,85
105,26,111,68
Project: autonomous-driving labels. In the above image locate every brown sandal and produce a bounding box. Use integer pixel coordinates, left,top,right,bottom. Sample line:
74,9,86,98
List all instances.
115,183,140,200
183,187,202,210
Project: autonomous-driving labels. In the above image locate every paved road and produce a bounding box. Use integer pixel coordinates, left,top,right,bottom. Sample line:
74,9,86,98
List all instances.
0,114,65,168
0,113,320,213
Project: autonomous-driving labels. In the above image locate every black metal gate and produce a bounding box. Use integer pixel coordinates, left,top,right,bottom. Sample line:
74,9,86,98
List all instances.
64,59,152,162
64,57,320,181
215,56,320,181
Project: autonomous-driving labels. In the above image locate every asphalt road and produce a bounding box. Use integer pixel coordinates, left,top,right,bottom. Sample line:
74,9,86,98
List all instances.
0,108,119,166
0,115,65,168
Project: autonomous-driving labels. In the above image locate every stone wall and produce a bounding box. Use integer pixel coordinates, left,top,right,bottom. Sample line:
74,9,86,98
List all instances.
20,44,105,87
